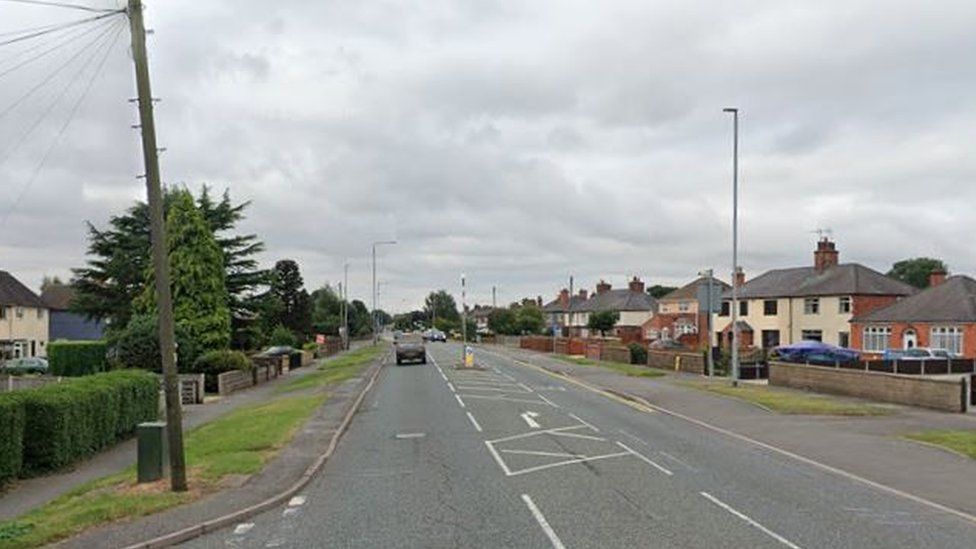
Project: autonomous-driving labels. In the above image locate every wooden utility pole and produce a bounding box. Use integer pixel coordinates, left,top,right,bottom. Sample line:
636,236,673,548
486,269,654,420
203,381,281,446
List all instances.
127,0,187,492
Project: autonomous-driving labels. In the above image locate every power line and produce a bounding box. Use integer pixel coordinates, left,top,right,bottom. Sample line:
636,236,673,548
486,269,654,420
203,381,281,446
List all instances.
0,8,122,47
0,18,125,227
0,15,116,79
0,0,117,13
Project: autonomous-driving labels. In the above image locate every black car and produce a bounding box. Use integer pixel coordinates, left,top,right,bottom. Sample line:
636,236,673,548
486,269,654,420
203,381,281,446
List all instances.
395,335,427,365
422,329,447,342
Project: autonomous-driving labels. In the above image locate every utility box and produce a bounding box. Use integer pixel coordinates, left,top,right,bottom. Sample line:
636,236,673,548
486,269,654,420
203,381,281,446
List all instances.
137,422,168,483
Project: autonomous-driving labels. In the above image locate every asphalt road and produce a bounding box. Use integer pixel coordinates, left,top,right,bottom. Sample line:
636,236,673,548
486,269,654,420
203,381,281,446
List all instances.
182,342,976,548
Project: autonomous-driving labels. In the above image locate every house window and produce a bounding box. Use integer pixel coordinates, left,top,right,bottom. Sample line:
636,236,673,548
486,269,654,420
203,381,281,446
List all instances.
739,301,748,316
803,298,820,315
763,300,777,316
678,302,690,312
15,307,24,319
930,326,963,356
801,329,823,342
761,330,780,348
719,301,730,317
838,297,852,314
863,326,891,352
838,331,850,348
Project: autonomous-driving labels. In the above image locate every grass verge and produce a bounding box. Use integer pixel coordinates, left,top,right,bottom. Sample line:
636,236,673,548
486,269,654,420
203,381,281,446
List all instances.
277,344,384,394
0,389,330,548
554,355,665,378
679,381,892,416
904,431,976,460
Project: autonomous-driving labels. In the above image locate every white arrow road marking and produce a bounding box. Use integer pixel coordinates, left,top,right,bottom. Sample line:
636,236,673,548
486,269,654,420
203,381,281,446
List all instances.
288,496,306,507
233,523,254,535
521,411,541,428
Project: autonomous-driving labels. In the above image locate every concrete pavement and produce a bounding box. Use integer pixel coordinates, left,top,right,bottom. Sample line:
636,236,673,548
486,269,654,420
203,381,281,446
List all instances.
182,342,976,548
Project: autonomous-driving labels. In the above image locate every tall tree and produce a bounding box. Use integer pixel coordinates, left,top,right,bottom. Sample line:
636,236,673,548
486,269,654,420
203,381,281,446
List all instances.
887,258,948,289
310,284,343,335
424,290,460,326
588,310,620,337
133,189,231,365
515,304,545,335
267,260,313,340
348,299,372,337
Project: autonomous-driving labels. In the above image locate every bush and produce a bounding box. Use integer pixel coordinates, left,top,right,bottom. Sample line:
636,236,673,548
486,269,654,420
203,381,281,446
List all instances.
110,314,201,373
269,324,297,347
48,341,107,377
192,350,252,392
629,343,648,365
0,395,25,484
302,342,318,351
18,370,158,474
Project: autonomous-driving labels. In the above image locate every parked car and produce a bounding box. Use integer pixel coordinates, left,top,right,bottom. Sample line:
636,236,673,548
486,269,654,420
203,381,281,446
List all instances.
1,357,49,375
773,340,860,364
260,346,295,357
883,347,953,361
395,334,426,365
423,329,447,342
649,339,686,351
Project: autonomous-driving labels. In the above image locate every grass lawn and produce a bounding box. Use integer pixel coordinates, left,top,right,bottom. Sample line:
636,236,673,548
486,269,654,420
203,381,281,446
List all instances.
277,344,384,394
904,431,976,460
680,381,893,416
0,345,385,548
554,355,665,378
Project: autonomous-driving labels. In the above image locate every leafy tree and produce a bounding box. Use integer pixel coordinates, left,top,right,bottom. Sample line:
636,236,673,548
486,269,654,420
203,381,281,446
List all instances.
887,257,948,289
109,314,199,373
266,260,313,341
515,305,545,335
646,285,677,298
135,189,231,364
588,310,620,337
269,324,297,347
310,284,343,335
424,290,460,325
348,300,372,337
488,308,518,335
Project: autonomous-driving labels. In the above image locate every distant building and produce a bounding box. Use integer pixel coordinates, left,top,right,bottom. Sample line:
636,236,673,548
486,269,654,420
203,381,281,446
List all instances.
851,271,976,357
0,271,50,359
469,305,494,334
40,282,105,341
712,238,915,349
647,276,731,347
544,277,657,343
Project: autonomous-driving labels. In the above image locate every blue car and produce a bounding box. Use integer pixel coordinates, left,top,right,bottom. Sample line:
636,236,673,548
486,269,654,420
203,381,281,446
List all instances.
773,340,860,364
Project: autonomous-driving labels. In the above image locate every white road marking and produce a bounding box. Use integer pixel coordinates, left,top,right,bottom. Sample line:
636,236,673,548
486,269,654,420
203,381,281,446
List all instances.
466,411,483,432
510,451,631,477
485,440,514,475
395,432,426,439
615,441,673,476
521,411,541,429
461,394,556,406
282,507,301,517
658,451,696,470
522,494,567,549
454,394,466,408
446,382,456,393
700,492,802,549
489,424,603,445
502,449,585,458
518,382,534,392
454,385,528,393
568,413,598,432
233,523,254,535
288,495,306,507
537,393,560,408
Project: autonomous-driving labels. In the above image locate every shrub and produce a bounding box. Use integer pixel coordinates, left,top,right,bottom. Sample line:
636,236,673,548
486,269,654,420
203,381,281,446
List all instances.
0,395,25,484
269,324,297,347
19,370,158,474
110,314,201,373
48,341,107,377
302,342,318,351
192,350,252,393
629,343,648,365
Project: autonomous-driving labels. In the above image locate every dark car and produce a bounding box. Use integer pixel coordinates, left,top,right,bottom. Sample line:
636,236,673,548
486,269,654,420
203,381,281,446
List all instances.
395,334,427,365
1,357,49,375
423,329,447,342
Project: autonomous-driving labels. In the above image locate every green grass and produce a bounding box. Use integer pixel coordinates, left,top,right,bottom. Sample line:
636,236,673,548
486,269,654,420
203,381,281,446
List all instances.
679,381,892,416
0,381,337,548
554,355,665,378
904,431,976,459
277,344,383,394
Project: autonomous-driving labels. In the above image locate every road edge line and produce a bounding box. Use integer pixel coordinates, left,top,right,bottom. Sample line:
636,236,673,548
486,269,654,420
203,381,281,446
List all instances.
123,349,390,549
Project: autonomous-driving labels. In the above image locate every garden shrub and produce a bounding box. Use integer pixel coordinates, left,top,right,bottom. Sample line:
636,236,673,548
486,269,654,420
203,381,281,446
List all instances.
0,395,25,484
629,342,648,365
47,340,107,377
268,324,297,347
191,350,252,393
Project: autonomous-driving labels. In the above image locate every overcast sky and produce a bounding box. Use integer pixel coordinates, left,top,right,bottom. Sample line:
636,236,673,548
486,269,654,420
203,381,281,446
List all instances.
2,0,975,312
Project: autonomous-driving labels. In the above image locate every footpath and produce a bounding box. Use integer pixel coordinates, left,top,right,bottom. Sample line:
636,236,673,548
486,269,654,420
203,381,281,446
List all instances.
482,344,976,521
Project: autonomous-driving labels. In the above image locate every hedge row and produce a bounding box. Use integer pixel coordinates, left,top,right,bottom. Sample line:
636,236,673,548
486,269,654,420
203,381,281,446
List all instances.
48,340,107,377
0,370,158,483
192,349,252,393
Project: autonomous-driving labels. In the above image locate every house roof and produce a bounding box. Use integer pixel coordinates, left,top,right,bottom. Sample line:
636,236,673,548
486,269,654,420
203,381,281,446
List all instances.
469,306,493,319
541,295,588,313
660,276,731,302
0,271,46,308
853,275,976,323
577,289,657,313
722,263,915,300
40,283,76,311
720,320,753,332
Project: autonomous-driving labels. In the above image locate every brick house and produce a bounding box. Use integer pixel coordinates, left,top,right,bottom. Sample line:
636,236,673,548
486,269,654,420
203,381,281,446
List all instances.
0,271,50,359
645,276,730,346
711,239,915,350
851,271,976,357
542,288,589,336
543,277,657,342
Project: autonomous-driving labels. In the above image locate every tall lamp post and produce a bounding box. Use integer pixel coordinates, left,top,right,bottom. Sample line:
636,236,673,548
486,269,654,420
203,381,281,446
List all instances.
723,107,740,387
371,240,396,344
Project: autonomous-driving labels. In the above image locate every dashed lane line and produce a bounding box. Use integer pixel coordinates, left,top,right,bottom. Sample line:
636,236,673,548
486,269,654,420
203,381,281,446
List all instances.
700,492,802,549
466,411,483,432
522,494,567,549
454,394,466,408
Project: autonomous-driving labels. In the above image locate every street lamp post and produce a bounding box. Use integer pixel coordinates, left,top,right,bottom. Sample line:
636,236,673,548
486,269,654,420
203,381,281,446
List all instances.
723,107,740,387
461,273,467,363
371,240,396,345
343,261,349,350
699,269,715,377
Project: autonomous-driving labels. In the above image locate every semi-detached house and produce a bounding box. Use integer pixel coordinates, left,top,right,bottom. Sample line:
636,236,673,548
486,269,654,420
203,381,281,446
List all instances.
712,239,915,350
0,270,50,359
543,277,657,343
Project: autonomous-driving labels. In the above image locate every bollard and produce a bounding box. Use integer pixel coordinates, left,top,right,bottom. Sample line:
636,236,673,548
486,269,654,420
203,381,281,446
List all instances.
137,421,168,483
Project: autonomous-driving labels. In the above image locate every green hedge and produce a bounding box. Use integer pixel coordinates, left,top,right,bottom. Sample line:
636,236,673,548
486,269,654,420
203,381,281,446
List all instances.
16,370,158,474
48,340,107,377
191,350,252,393
0,396,25,484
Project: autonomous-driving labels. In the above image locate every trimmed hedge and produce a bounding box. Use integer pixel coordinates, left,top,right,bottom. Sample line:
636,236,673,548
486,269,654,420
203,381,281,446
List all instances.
192,350,252,393
0,396,25,484
13,370,158,475
48,340,107,377
629,342,648,365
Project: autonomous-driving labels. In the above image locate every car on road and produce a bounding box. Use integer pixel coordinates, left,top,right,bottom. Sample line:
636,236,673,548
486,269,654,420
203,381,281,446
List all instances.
883,347,954,360
1,357,49,375
395,334,426,365
422,329,447,342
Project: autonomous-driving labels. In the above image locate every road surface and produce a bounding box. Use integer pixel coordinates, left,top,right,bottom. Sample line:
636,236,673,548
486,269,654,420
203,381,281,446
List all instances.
182,342,976,548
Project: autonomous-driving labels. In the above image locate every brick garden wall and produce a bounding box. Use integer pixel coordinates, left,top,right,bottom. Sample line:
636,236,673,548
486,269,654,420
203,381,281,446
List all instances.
647,350,706,374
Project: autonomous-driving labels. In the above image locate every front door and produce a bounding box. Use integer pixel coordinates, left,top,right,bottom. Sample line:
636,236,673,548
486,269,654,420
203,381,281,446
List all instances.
903,329,917,349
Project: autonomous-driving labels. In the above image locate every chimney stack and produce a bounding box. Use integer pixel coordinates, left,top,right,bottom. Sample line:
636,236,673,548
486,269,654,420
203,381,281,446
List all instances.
814,238,839,272
596,280,611,295
628,276,645,294
734,267,745,288
578,288,588,300
536,296,543,307
929,269,947,287
559,288,570,308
